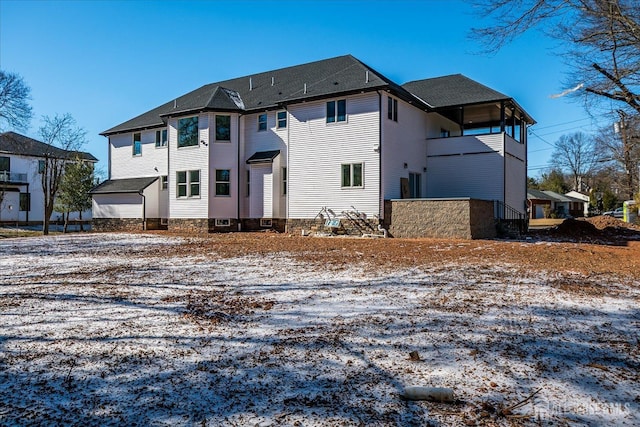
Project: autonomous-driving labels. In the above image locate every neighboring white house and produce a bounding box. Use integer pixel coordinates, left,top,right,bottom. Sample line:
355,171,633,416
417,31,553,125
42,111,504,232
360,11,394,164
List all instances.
93,55,534,234
0,132,97,225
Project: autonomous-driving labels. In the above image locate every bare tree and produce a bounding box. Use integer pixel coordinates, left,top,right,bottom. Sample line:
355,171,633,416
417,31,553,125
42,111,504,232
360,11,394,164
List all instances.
550,132,601,191
470,0,640,115
38,114,87,235
595,112,640,199
0,71,33,131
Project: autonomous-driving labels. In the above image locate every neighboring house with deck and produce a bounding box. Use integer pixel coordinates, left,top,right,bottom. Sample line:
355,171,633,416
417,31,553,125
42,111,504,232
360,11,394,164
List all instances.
93,55,534,237
0,131,97,225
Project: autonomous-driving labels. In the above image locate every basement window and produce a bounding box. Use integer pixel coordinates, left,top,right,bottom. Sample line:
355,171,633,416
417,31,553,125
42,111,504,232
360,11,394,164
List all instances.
215,218,230,227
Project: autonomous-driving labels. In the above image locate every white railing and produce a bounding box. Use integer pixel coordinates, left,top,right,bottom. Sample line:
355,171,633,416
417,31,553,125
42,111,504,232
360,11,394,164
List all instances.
0,171,28,183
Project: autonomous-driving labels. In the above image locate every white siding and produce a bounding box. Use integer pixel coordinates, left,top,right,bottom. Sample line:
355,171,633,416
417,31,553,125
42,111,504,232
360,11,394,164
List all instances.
504,134,527,213
109,128,168,179
208,113,240,219
425,134,505,201
92,193,143,218
143,180,161,218
168,114,209,219
241,111,288,219
288,93,380,219
263,173,273,218
382,95,430,202
249,164,271,218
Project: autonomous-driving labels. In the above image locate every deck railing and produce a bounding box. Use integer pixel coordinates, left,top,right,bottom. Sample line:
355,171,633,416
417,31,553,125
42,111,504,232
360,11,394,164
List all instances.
494,200,528,236
0,171,28,183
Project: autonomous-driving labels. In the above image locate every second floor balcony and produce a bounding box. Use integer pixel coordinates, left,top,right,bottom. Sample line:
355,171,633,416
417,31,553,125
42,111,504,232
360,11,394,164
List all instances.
0,171,28,184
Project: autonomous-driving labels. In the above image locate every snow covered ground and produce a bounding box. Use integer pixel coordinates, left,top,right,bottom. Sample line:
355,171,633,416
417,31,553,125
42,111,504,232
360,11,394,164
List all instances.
0,233,638,426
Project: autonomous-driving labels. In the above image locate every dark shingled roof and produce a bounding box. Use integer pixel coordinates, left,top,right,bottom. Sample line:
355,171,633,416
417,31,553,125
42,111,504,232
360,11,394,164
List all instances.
0,131,98,162
402,74,510,108
90,176,158,194
528,189,555,201
102,55,421,136
246,150,281,164
403,74,534,123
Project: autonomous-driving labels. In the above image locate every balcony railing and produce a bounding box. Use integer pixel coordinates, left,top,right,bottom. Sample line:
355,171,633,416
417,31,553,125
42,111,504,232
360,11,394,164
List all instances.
0,171,28,183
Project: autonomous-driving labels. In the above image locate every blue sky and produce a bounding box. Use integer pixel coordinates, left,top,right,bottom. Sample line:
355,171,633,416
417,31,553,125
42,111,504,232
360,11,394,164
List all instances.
0,0,611,177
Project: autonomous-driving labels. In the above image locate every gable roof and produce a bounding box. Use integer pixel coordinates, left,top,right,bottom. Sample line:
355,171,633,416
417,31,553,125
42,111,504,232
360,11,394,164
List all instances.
102,55,422,136
90,176,158,194
528,189,555,201
0,131,97,162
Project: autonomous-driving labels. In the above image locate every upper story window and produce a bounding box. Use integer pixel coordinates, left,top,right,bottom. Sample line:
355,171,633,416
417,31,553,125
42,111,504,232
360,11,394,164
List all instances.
258,113,267,131
176,170,199,198
0,156,9,172
277,111,287,129
388,96,398,122
155,129,168,147
216,115,231,141
327,99,346,123
38,160,45,173
178,117,198,148
161,175,168,190
341,163,363,188
133,132,142,156
215,169,231,196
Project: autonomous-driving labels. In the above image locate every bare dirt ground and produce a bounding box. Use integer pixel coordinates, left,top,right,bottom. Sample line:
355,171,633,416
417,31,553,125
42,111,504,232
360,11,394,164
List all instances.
1,217,639,426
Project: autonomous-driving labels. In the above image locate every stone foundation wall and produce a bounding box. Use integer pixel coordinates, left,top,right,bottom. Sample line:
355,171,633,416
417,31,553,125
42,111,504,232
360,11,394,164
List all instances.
384,198,496,239
286,217,380,236
241,219,286,233
168,218,210,233
92,218,144,232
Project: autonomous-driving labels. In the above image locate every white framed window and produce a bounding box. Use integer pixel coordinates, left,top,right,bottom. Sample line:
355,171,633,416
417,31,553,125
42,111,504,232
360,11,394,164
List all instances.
155,129,168,147
161,175,168,190
178,117,198,148
409,172,421,198
341,163,363,188
176,170,200,198
216,115,231,141
388,96,398,122
326,99,346,123
258,113,267,131
277,111,287,128
215,218,231,226
215,169,230,196
281,167,287,195
133,132,142,156
260,218,272,228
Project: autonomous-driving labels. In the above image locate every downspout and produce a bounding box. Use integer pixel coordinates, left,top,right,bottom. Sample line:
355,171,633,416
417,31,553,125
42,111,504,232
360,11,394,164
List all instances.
285,105,290,229
139,190,146,230
377,91,387,237
378,91,382,222
237,113,242,231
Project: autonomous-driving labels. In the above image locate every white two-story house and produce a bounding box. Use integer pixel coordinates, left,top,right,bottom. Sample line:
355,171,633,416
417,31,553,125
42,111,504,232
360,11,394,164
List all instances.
0,131,97,225
92,55,534,236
